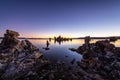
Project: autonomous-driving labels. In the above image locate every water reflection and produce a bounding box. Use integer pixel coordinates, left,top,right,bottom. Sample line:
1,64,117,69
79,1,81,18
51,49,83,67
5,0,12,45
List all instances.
0,39,120,67
54,39,72,45
27,39,83,67
53,35,72,45
0,38,120,63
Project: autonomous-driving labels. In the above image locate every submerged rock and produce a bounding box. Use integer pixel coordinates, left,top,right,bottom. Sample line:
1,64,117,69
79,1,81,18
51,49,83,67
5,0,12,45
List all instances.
71,58,75,64
69,48,77,52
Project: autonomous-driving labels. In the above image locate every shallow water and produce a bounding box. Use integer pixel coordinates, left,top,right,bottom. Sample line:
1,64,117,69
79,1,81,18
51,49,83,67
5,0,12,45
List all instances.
28,39,83,67
0,39,120,67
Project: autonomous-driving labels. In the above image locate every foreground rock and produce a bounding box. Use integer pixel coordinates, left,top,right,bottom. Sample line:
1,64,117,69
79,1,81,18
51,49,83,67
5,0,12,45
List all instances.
0,30,44,80
0,30,90,80
1,30,120,80
71,37,120,80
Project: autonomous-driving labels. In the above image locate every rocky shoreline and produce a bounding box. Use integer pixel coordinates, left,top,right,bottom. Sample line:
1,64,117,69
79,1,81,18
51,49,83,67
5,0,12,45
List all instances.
70,36,120,80
0,30,82,80
0,30,120,80
0,30,46,80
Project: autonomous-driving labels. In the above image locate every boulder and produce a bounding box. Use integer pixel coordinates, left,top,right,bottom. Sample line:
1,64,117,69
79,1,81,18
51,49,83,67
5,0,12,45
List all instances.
69,48,77,52
1,30,20,48
70,58,75,64
0,30,43,79
72,38,120,80
84,36,91,50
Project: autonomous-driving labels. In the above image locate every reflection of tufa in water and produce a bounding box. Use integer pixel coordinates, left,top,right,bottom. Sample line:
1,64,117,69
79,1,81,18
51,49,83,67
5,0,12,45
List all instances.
54,35,72,45
43,40,50,50
49,38,52,42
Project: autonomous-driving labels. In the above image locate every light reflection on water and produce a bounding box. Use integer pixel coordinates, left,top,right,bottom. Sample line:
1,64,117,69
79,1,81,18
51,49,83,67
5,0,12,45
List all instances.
28,39,120,67
28,39,83,67
0,39,120,67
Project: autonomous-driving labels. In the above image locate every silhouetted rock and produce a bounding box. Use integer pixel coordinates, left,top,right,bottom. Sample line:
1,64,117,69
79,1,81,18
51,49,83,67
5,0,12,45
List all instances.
69,37,120,80
71,58,75,64
109,37,118,42
0,30,88,80
1,30,120,80
69,48,77,52
43,40,50,50
54,35,72,45
74,39,120,80
85,36,91,50
1,30,20,49
0,30,43,80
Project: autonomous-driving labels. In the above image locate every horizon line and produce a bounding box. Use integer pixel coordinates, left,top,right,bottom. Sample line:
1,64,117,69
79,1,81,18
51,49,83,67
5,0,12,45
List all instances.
0,36,120,39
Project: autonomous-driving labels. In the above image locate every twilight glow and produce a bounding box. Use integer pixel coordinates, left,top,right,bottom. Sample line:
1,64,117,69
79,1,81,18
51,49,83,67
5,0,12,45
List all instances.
0,0,120,38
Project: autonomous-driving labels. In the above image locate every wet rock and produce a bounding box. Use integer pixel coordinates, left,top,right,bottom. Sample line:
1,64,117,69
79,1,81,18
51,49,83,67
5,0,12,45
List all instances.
71,58,75,64
69,48,77,52
65,55,68,57
43,47,50,50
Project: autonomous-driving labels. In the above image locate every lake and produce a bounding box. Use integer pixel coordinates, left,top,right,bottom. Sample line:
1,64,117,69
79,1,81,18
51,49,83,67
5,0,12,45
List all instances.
0,39,120,68
28,39,83,68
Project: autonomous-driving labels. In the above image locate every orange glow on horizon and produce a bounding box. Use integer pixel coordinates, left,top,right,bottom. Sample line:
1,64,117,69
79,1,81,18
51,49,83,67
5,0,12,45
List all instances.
20,34,76,38
111,40,120,47
19,31,120,38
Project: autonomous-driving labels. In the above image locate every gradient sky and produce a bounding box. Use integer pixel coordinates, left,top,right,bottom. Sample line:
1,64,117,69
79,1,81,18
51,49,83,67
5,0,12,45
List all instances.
0,0,120,38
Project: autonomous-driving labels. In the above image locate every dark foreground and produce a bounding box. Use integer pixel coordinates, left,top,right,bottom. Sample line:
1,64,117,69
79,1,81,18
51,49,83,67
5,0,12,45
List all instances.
0,30,120,80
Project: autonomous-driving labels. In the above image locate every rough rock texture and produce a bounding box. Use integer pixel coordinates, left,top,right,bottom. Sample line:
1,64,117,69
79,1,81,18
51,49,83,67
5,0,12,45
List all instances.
75,39,120,80
0,30,120,80
0,30,43,80
1,30,20,49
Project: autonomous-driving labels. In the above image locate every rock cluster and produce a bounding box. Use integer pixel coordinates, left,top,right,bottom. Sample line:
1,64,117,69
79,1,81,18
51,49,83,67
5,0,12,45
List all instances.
76,39,120,80
0,30,43,80
0,30,120,80
0,30,86,80
0,30,20,49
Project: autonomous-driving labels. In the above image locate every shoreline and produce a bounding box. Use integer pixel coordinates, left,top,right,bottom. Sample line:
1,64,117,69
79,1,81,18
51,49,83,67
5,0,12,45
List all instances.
0,36,120,40
0,30,120,80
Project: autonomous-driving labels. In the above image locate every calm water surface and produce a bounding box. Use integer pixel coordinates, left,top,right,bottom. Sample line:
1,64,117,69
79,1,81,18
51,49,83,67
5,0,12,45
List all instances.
28,39,83,67
0,39,120,67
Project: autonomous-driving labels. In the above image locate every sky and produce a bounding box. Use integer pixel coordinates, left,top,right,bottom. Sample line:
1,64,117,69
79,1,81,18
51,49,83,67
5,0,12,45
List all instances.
0,0,120,38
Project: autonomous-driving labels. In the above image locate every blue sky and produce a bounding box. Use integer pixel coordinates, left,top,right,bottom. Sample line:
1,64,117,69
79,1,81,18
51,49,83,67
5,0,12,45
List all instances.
0,0,120,38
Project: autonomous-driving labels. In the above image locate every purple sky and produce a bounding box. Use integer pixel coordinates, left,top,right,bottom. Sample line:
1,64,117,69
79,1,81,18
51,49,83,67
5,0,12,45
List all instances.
0,0,120,38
